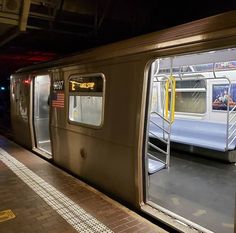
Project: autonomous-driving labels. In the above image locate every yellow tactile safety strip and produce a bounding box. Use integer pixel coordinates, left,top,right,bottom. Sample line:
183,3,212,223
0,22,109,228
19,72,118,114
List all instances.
0,209,16,223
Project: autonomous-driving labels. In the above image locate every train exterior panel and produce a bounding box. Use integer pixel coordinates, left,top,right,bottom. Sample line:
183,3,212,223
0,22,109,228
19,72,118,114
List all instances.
11,74,33,148
49,61,146,203
10,11,236,233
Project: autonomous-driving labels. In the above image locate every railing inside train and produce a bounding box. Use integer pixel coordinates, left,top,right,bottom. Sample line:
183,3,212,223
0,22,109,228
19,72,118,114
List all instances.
148,112,171,169
213,63,231,151
178,63,234,151
227,104,236,149
148,63,236,174
212,64,236,151
148,75,175,172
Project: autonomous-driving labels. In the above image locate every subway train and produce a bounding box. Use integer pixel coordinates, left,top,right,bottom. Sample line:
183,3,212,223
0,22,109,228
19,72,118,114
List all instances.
10,11,236,233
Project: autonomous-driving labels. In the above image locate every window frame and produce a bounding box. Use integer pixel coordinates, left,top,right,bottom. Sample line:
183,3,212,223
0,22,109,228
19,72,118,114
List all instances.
67,73,106,129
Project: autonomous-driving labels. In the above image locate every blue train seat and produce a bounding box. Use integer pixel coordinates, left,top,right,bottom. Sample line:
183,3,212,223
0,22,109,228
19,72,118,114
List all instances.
149,116,236,152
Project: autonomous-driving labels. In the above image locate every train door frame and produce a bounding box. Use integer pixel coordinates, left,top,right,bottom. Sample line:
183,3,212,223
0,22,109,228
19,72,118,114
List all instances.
143,59,176,175
142,79,224,233
141,59,194,232
141,50,236,233
141,58,215,233
30,73,52,159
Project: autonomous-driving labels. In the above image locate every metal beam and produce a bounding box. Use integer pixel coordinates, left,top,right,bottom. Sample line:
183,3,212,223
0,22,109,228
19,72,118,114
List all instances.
29,12,94,28
0,27,20,47
26,25,89,37
97,0,111,30
93,1,98,35
93,0,111,35
19,0,31,31
0,12,19,25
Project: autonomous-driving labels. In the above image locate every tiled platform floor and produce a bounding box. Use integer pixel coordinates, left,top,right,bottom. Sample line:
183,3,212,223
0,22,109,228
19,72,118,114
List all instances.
0,135,167,233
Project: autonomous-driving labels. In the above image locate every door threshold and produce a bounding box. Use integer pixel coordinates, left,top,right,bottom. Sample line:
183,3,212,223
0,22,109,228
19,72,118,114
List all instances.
33,147,52,160
141,201,213,233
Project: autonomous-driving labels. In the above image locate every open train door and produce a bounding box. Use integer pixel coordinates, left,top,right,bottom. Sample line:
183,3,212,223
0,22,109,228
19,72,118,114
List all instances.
32,74,52,159
145,61,176,174
143,50,236,233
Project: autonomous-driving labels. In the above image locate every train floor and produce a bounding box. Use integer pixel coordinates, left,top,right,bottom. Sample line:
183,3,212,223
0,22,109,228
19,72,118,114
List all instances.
0,136,166,233
148,150,236,233
38,140,52,154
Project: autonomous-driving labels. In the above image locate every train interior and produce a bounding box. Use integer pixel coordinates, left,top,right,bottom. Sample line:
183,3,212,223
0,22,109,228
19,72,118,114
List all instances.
33,75,52,157
145,48,236,233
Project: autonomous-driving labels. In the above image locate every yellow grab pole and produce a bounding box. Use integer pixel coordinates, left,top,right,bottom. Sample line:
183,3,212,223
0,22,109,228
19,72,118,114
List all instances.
165,76,176,122
165,79,169,119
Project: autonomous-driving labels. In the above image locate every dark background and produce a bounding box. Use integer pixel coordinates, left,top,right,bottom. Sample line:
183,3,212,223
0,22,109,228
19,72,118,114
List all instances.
0,0,236,131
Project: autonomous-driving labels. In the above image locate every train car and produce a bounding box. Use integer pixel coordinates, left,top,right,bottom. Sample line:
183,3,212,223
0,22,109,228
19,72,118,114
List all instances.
10,11,236,233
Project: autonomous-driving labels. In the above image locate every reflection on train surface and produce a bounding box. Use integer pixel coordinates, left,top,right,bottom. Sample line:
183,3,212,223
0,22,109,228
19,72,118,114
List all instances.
34,75,51,156
10,11,236,233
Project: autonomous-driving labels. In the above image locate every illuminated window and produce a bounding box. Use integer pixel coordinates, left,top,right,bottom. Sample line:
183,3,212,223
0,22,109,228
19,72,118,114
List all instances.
171,79,206,114
68,74,105,127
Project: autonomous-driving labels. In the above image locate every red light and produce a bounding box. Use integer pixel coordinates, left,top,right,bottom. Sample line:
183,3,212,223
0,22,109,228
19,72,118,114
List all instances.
24,79,31,84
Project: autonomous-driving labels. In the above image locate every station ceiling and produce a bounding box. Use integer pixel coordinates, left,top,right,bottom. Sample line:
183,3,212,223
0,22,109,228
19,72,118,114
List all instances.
0,0,236,81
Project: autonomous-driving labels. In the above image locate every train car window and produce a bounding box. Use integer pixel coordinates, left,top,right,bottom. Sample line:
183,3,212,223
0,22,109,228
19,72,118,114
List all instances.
171,79,206,114
175,79,205,89
68,74,104,127
173,91,206,114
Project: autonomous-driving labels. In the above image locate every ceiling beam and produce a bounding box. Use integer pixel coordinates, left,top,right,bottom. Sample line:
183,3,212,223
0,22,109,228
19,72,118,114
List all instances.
97,0,111,30
93,0,111,35
19,0,31,31
29,12,94,28
27,25,89,37
0,27,20,47
0,1,31,49
0,12,19,25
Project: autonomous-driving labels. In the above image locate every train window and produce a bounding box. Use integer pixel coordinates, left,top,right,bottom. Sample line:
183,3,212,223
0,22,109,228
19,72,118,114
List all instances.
176,79,205,89
174,92,206,113
171,79,206,114
68,74,105,127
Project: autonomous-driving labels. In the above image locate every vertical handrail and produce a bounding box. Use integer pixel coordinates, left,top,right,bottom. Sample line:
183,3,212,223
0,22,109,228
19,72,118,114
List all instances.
212,67,232,151
166,75,176,167
166,77,171,168
148,74,176,169
165,79,169,120
163,75,176,168
170,76,176,123
162,81,167,139
164,76,176,123
226,84,230,151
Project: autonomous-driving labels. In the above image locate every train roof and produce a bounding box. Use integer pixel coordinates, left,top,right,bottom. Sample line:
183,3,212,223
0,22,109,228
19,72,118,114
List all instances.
15,10,236,74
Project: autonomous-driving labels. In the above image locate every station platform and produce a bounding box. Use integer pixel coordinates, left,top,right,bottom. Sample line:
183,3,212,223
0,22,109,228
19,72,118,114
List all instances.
0,135,166,233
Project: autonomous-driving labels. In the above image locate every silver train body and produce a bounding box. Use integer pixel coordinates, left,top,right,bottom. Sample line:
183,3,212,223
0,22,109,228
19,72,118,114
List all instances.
10,11,236,233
